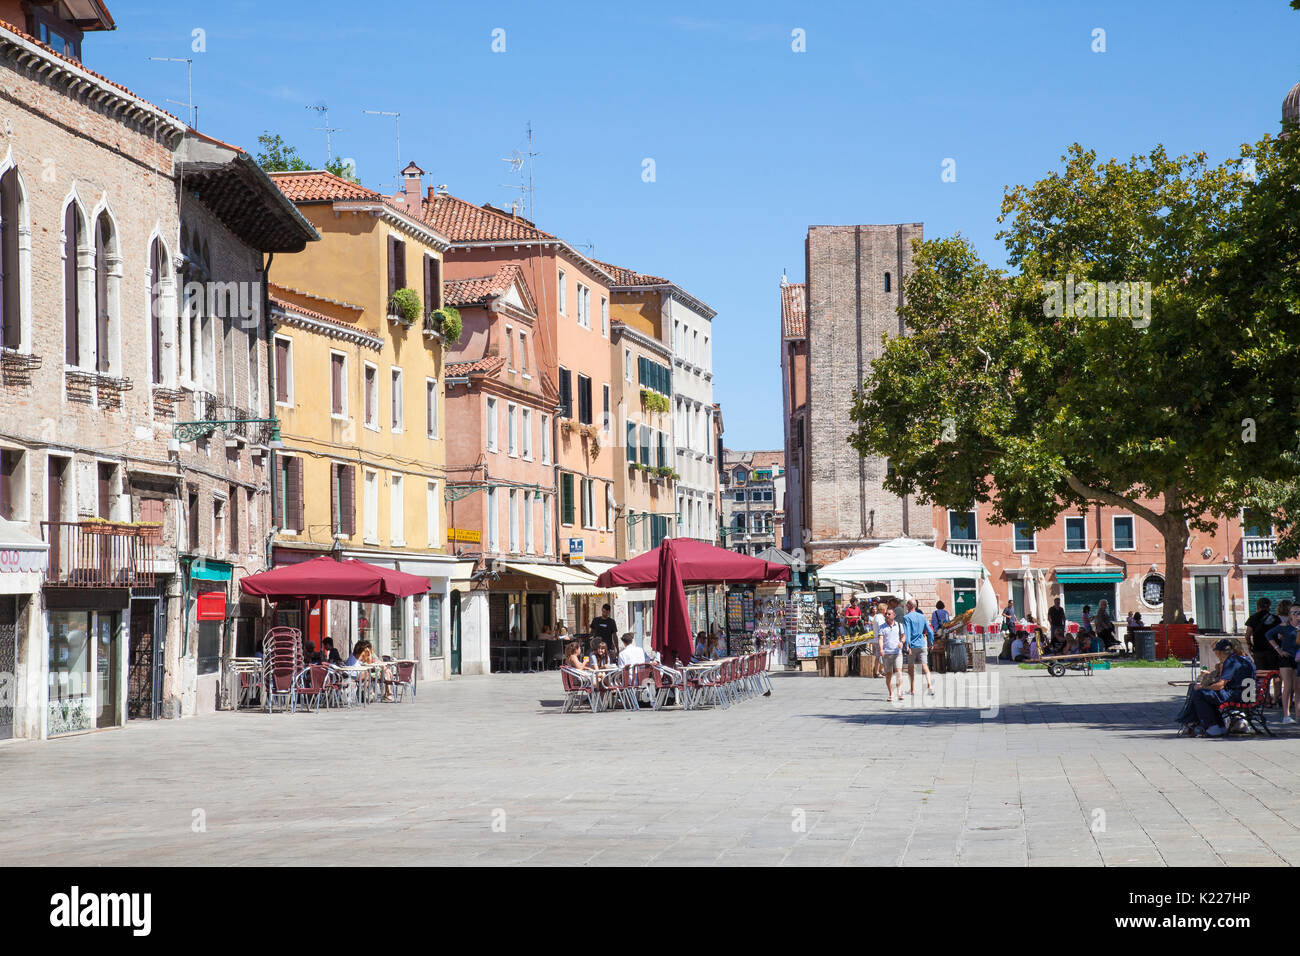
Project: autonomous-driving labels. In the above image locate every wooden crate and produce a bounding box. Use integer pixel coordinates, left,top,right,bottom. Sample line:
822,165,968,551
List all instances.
833,655,850,677
969,648,987,673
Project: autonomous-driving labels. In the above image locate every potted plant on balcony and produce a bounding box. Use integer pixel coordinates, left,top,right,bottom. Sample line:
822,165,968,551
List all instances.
388,287,421,326
426,305,462,343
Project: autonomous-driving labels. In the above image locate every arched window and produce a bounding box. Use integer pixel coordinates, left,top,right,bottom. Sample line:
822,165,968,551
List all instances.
150,237,165,384
93,210,118,374
0,167,20,350
63,201,84,366
884,272,892,293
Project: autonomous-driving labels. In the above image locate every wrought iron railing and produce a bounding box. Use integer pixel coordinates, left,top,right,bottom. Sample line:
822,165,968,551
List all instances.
41,521,158,588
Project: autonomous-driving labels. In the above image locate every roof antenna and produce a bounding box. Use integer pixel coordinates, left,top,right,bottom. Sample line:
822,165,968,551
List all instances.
306,104,341,162
499,121,539,220
148,56,195,127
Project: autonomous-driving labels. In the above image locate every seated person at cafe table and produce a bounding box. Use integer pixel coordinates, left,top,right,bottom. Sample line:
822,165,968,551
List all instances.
355,640,396,701
618,633,646,667
590,640,615,668
321,637,342,665
564,640,593,671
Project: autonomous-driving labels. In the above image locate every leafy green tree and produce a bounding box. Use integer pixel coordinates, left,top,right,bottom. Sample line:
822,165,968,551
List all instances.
325,156,361,184
849,133,1300,624
254,132,311,172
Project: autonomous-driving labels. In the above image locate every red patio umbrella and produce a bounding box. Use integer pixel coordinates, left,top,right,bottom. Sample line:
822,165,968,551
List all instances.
239,554,426,604
652,538,695,666
343,559,430,598
594,538,791,588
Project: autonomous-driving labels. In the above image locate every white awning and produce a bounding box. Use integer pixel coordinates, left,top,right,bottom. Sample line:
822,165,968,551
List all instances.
504,562,598,586
818,537,985,583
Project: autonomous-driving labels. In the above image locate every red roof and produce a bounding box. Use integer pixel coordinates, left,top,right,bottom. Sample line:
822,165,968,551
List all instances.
445,355,506,377
781,281,806,338
422,193,557,243
591,258,670,288
444,264,525,307
270,170,377,203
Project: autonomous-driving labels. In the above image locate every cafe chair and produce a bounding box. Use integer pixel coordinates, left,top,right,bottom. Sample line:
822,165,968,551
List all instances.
560,666,601,714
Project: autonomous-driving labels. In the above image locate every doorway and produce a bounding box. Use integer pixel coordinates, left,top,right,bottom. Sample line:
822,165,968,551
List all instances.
0,596,16,740
449,589,462,676
128,600,160,719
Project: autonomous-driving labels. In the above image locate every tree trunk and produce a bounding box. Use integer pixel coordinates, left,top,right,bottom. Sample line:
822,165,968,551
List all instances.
1161,493,1188,626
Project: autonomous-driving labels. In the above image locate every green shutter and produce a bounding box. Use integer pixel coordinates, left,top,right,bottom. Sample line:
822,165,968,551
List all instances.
561,473,574,526
626,422,636,464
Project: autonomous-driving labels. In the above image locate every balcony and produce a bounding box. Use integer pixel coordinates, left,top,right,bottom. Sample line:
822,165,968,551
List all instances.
946,539,981,562
1243,536,1276,562
41,521,158,588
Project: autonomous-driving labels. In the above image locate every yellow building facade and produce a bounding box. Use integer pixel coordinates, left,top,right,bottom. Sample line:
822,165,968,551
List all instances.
265,168,461,680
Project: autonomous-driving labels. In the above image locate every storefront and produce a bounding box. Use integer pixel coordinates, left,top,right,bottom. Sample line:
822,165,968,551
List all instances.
43,589,129,736
0,519,47,740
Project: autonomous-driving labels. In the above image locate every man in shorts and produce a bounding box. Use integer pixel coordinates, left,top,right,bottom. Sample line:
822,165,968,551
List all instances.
876,606,905,702
902,599,936,697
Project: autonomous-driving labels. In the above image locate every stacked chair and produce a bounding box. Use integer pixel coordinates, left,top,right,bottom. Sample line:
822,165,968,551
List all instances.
264,626,304,714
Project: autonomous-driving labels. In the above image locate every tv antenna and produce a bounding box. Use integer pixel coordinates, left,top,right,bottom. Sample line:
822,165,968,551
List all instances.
148,56,195,127
362,108,401,188
499,121,539,220
306,104,341,162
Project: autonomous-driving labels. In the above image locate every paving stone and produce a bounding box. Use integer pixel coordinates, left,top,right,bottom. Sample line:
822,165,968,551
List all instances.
3,666,1299,865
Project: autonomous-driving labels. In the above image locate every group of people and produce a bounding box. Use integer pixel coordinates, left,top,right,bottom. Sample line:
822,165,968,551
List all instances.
1244,597,1300,725
871,599,937,701
997,597,1133,660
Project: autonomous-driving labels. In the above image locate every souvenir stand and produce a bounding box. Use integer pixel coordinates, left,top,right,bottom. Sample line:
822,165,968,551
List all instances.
817,538,989,675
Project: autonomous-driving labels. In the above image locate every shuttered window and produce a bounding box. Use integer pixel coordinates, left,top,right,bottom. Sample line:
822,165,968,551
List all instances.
228,485,239,554
558,367,572,419
274,337,291,403
331,463,355,537
577,374,592,425
289,457,304,532
626,421,637,464
560,473,574,526
331,353,346,416
94,214,110,373
387,236,406,301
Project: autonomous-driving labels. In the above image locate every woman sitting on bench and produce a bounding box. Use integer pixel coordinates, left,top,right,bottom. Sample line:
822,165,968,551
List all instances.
1176,639,1256,738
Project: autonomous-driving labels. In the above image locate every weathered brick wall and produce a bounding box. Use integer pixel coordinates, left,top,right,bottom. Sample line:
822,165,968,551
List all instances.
804,224,933,567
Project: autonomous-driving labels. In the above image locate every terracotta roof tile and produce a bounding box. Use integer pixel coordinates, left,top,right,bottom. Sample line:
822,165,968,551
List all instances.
781,281,806,338
270,296,365,333
446,355,506,377
444,264,525,307
0,18,181,126
421,193,557,243
269,170,377,203
591,258,670,288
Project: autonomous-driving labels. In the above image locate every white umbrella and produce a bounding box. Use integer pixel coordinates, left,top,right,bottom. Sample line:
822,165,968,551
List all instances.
1036,570,1052,624
972,576,1000,627
1024,570,1039,623
818,537,985,583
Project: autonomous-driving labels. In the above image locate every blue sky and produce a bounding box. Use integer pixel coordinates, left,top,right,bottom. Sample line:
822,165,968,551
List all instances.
92,1,1299,449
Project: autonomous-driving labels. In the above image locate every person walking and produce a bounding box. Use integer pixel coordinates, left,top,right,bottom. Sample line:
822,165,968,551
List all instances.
1265,604,1300,725
930,600,951,635
875,606,906,702
902,599,936,697
1245,598,1281,670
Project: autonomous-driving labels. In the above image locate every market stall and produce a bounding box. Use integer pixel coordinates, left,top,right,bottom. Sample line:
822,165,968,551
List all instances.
816,537,989,675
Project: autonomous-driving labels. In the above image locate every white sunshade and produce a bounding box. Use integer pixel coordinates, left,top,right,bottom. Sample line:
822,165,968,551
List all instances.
817,537,986,584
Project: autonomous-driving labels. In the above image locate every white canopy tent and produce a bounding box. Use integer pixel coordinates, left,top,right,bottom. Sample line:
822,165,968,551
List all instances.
818,537,986,584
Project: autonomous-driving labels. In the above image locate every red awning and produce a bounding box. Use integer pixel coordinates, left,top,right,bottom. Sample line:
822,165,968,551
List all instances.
594,539,792,588
239,555,428,604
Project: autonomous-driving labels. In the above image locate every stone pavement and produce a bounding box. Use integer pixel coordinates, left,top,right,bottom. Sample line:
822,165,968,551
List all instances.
2,662,1298,866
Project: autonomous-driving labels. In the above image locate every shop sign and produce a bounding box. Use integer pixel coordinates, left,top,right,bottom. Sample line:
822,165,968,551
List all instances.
0,548,46,574
196,591,227,621
568,538,584,564
448,528,481,543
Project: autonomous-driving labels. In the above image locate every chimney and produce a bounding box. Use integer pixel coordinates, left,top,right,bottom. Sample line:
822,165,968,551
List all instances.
401,161,424,215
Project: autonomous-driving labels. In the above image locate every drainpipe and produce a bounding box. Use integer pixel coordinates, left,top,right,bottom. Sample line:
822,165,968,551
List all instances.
263,252,277,573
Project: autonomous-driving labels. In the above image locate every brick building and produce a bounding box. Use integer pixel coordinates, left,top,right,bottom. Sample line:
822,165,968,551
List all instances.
786,224,933,576
719,449,784,556
0,9,315,740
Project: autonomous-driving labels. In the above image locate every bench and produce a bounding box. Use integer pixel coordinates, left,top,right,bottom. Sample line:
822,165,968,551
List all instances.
1218,698,1272,737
